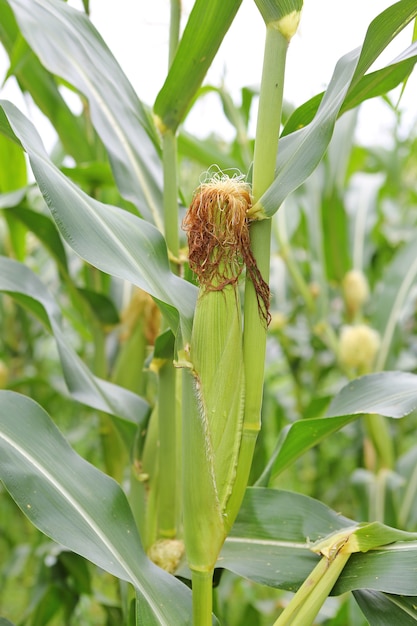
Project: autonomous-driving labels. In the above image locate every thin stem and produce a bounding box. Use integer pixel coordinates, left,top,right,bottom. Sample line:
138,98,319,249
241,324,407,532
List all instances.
162,130,179,260
364,413,394,470
162,1,181,258
191,569,213,626
157,360,178,537
169,0,181,68
398,460,417,528
245,25,288,426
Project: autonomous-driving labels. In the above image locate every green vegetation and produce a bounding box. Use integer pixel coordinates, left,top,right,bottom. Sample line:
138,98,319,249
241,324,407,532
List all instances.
1,1,417,624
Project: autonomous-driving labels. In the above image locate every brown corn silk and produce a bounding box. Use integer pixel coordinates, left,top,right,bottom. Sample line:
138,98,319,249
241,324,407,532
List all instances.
183,176,270,324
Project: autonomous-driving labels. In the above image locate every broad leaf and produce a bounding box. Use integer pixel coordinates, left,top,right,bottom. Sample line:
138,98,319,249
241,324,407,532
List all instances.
353,590,417,625
7,0,164,226
0,391,192,625
253,1,417,217
328,372,417,417
260,371,417,484
218,487,352,590
0,100,197,339
154,0,242,133
0,256,149,424
217,488,417,596
256,415,355,485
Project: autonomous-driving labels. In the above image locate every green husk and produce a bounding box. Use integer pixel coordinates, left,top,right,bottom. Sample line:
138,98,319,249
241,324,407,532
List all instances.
191,284,245,515
181,175,256,571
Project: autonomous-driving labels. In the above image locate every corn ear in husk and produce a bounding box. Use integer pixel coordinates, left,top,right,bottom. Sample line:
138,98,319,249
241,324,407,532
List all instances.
182,174,268,571
183,284,244,570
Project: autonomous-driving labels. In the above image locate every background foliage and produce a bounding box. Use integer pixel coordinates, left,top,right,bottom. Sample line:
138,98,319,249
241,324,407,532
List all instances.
1,0,417,624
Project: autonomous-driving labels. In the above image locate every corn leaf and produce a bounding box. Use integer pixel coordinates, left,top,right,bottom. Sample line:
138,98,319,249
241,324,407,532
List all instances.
0,100,197,339
0,256,149,425
0,0,94,163
353,590,417,625
327,371,417,417
259,371,417,484
217,488,417,597
255,0,417,217
6,0,164,226
2,204,69,272
283,49,417,136
0,391,192,625
154,0,242,132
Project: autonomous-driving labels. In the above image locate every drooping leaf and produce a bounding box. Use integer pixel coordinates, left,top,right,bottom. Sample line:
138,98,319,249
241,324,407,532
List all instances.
283,47,417,136
0,391,192,625
7,0,164,226
0,100,197,339
259,371,417,484
0,256,149,424
3,204,69,272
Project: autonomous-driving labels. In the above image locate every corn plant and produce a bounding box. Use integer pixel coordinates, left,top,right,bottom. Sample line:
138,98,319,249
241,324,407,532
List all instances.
1,0,417,624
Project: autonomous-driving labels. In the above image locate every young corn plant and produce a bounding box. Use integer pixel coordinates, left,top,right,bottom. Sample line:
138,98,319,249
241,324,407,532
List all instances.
1,0,417,624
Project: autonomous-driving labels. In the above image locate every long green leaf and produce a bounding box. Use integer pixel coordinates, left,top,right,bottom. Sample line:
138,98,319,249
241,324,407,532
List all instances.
7,0,164,226
283,46,417,136
0,100,197,339
154,0,242,132
354,590,417,625
0,0,94,163
327,372,417,417
260,371,417,484
0,256,148,424
256,415,356,485
0,391,192,625
253,0,417,218
216,488,417,596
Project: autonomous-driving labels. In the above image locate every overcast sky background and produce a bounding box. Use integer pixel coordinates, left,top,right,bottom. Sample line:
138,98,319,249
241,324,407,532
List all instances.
1,0,416,147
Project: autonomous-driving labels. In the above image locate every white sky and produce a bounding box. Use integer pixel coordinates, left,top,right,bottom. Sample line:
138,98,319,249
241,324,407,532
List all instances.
1,0,416,146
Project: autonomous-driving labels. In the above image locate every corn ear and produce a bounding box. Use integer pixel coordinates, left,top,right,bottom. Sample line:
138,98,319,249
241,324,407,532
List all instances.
182,174,266,571
183,283,244,570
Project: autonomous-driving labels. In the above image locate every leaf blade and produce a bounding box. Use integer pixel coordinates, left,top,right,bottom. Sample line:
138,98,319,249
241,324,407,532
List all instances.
0,391,192,625
0,256,149,424
154,0,242,132
0,100,197,338
7,0,164,225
